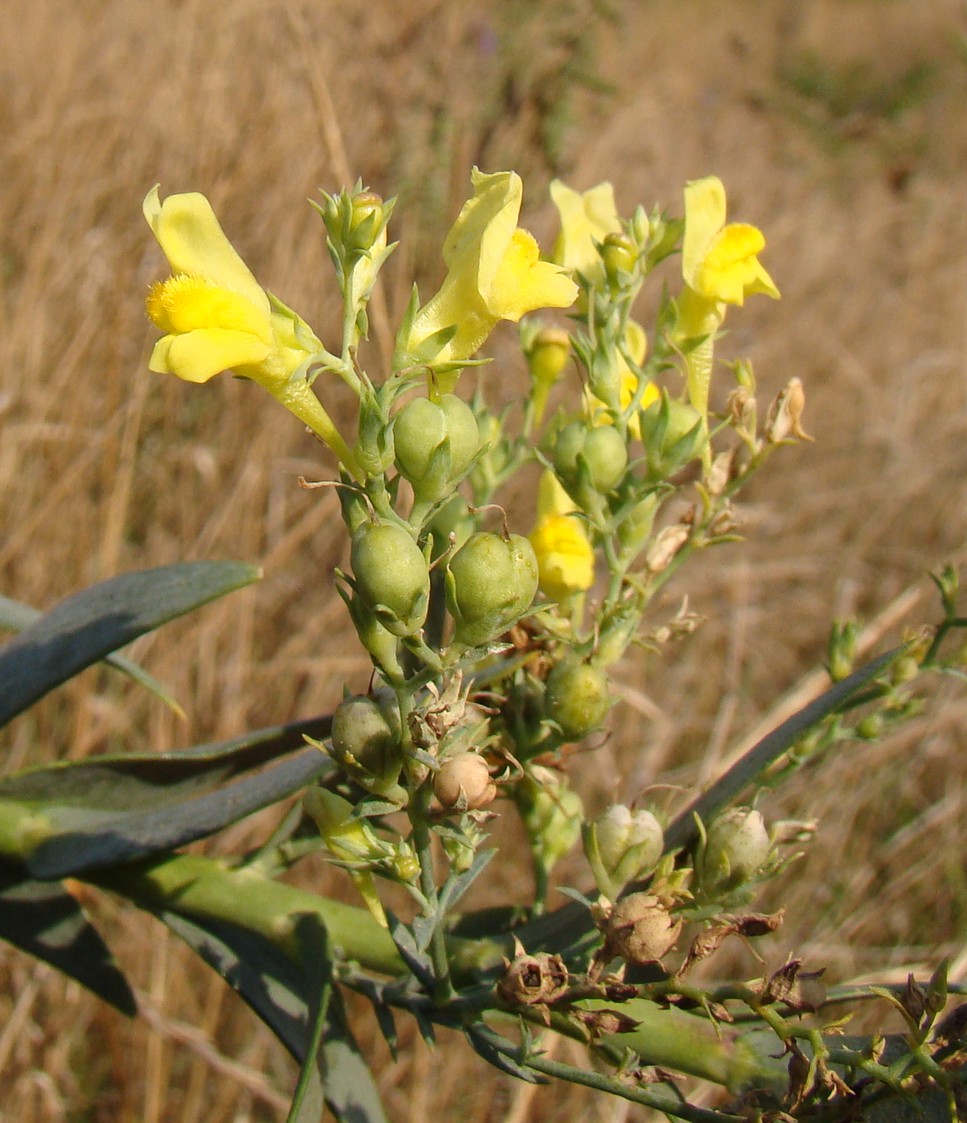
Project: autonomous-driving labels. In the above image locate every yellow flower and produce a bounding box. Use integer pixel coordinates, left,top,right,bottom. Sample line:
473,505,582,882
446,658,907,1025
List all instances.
583,321,659,437
529,471,595,600
549,179,622,284
144,187,360,476
681,176,779,306
407,169,578,370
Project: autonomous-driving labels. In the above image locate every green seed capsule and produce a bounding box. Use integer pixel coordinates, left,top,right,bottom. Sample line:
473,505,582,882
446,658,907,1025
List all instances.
351,521,430,637
393,393,480,498
446,531,539,647
330,693,404,797
553,421,628,495
544,659,610,740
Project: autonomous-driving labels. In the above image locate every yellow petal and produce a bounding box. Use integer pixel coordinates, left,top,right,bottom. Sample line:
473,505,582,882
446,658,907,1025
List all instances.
549,179,621,278
148,328,271,383
693,223,779,305
537,469,578,519
487,229,577,320
143,186,269,313
529,514,595,599
682,175,728,290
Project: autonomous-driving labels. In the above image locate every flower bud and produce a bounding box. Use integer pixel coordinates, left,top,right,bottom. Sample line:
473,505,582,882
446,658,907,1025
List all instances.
393,393,480,500
351,521,430,637
584,804,664,901
434,752,496,811
699,808,772,894
446,531,539,647
602,892,683,966
330,692,405,799
526,326,571,389
601,231,638,285
553,421,628,496
544,659,610,740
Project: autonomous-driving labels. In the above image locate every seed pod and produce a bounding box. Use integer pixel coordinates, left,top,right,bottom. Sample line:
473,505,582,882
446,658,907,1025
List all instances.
553,421,628,495
446,531,539,647
699,808,771,893
330,693,404,798
434,752,496,811
393,393,480,499
585,804,664,900
544,659,610,740
603,892,682,966
351,521,430,637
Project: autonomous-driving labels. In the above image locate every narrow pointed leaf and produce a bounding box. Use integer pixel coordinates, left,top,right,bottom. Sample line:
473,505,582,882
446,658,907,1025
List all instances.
162,910,389,1123
0,714,334,877
664,647,901,852
466,1025,545,1084
161,910,312,1058
286,914,331,1123
0,861,135,1015
0,593,185,717
0,561,260,728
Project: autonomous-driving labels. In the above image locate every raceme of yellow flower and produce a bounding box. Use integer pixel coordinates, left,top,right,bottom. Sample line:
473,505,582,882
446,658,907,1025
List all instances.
143,187,361,477
549,179,622,284
681,176,779,306
407,169,578,370
529,471,595,600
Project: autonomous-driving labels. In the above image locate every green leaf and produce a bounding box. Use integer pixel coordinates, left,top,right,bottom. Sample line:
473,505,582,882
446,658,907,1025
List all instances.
0,561,260,728
0,714,333,876
0,860,135,1015
663,647,901,852
0,593,185,718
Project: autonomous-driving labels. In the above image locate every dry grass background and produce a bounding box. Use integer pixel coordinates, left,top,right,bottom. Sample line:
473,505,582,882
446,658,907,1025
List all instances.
3,0,967,1119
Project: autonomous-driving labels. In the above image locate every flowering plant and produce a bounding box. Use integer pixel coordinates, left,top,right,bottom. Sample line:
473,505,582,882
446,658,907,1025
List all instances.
0,167,964,1123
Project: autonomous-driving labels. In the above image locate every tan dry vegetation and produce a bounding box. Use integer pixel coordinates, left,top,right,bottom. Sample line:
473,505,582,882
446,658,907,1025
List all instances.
3,0,967,1119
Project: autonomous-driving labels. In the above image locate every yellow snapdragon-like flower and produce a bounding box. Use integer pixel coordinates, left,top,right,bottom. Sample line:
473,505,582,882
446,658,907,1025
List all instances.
143,187,360,476
549,179,622,284
529,471,595,601
677,176,779,427
682,176,779,306
583,321,659,437
406,169,578,372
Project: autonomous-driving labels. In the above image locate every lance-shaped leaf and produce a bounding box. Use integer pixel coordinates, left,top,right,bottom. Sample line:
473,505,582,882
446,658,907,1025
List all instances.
0,860,135,1014
0,714,333,878
0,593,185,717
0,561,260,729
162,910,389,1122
663,647,901,852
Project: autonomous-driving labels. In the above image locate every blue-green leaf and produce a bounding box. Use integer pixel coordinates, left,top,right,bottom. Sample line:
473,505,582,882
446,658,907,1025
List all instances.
0,561,259,729
0,860,135,1015
0,714,333,876
0,593,185,717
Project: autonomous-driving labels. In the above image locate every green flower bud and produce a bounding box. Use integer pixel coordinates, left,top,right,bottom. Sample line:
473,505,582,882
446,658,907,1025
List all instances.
554,422,628,496
393,393,480,500
446,531,539,647
584,804,664,901
351,521,430,637
601,231,638,285
330,693,405,800
699,808,771,894
544,659,610,740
